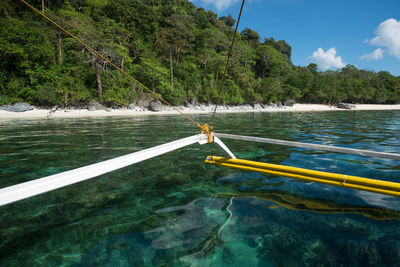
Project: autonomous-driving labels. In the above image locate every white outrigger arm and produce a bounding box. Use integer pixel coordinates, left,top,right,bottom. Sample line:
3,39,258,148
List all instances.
0,134,235,206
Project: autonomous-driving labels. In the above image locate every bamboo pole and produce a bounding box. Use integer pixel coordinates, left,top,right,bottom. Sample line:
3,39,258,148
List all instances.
206,156,400,197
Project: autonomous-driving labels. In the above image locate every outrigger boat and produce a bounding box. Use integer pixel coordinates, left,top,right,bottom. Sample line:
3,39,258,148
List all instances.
1,0,400,207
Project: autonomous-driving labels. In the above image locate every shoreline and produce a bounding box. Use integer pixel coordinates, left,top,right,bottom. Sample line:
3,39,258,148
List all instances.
1,104,400,120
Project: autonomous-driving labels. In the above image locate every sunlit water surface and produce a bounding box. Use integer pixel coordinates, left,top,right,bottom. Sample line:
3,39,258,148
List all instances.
1,111,400,266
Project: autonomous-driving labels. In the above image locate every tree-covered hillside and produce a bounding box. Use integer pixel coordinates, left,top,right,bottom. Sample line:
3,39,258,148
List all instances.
1,0,399,107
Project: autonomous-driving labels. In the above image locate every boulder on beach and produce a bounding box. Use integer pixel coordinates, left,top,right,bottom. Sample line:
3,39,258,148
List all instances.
253,103,263,109
136,99,151,108
128,103,137,110
185,98,197,107
128,103,144,112
336,102,356,109
283,99,296,107
0,102,34,112
87,100,106,111
148,100,163,112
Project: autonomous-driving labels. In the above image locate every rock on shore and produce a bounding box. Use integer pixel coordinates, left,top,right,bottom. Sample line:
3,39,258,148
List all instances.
336,102,356,109
0,102,34,112
148,100,163,112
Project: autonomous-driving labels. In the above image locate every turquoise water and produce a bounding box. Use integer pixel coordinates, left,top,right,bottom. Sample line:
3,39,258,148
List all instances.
1,111,400,266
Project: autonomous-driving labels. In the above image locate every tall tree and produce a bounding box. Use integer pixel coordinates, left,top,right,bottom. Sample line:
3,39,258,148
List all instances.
93,55,102,99
156,14,193,89
219,14,235,27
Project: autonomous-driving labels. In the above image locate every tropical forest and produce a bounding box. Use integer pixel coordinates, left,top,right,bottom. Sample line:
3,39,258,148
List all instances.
1,0,399,107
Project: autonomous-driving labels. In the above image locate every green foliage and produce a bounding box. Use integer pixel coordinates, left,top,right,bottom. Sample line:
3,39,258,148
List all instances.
1,0,399,107
219,14,235,27
265,38,292,59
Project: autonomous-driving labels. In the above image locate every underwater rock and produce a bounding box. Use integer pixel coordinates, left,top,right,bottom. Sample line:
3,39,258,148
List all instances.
43,254,63,266
216,172,264,186
221,247,236,264
77,234,148,266
378,236,400,265
0,102,34,112
146,197,226,251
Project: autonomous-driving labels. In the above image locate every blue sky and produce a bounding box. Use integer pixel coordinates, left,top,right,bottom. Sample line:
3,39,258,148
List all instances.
190,0,400,76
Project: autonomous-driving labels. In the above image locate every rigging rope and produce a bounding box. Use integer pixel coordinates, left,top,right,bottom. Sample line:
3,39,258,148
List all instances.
214,133,400,161
210,0,246,129
19,0,205,131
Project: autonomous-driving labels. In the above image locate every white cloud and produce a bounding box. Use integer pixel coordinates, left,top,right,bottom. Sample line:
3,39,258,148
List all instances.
368,18,400,59
309,48,346,70
194,0,240,10
360,48,384,60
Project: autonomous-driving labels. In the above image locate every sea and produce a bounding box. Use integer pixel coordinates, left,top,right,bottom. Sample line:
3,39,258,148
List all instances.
0,110,400,266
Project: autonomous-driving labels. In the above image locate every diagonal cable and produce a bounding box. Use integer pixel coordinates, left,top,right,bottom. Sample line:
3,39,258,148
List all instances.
210,0,246,128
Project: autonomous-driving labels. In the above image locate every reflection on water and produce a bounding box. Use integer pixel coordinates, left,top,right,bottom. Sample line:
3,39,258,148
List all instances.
0,111,400,266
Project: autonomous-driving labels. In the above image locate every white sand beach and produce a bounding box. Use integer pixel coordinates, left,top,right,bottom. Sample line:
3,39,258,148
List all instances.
0,104,400,120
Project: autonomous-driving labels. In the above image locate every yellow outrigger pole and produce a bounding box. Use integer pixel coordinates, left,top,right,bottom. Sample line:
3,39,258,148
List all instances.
206,156,400,197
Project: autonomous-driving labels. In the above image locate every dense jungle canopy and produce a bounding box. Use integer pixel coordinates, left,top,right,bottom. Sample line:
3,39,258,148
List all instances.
1,0,399,107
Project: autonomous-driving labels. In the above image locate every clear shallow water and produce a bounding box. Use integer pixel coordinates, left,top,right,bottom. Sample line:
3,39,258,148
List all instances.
0,111,400,266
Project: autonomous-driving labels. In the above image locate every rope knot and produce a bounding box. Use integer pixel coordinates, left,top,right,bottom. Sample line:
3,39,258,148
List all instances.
200,123,213,143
